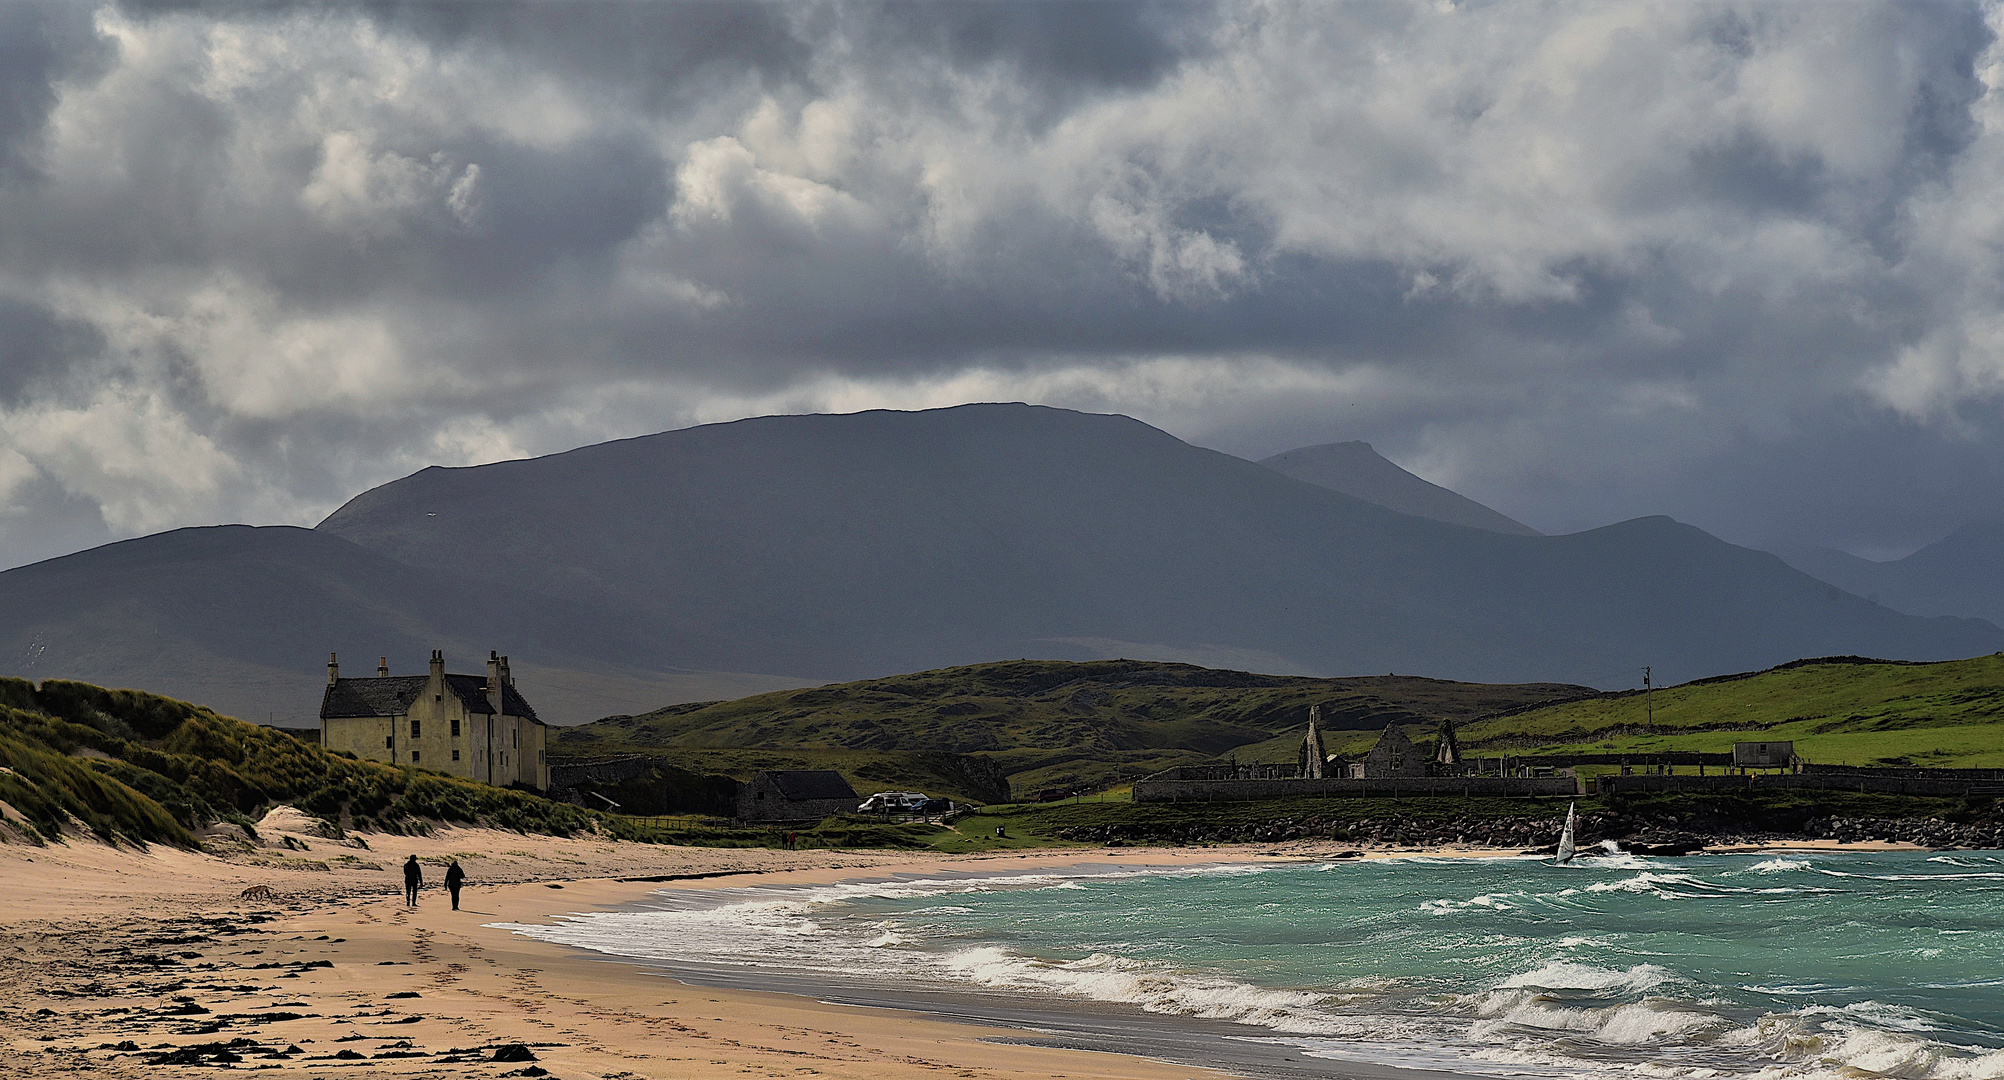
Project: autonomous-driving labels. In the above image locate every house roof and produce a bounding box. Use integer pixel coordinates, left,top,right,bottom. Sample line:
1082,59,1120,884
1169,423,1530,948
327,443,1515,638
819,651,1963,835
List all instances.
321,674,541,723
759,770,858,802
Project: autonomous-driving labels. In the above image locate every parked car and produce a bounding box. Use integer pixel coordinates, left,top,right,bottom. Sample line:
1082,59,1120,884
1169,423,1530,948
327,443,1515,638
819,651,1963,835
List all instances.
858,791,929,813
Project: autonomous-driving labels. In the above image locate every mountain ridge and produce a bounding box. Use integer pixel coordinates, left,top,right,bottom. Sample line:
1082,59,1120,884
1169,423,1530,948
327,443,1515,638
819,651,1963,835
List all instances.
1258,441,1541,535
1774,522,2004,626
0,403,1997,725
316,403,2000,687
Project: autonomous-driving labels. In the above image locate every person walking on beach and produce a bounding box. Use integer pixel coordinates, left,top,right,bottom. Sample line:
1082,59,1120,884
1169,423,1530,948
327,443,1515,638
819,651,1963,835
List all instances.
403,855,422,907
444,859,466,910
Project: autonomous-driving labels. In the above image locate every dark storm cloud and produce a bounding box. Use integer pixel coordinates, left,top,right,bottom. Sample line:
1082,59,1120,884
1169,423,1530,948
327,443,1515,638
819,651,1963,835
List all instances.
0,297,102,405
0,0,2002,568
0,3,111,181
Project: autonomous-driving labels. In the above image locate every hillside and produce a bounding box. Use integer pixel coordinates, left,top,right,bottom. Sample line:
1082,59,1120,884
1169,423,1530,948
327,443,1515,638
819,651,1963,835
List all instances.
556,658,1595,793
316,404,2002,691
0,677,596,848
1775,523,2004,626
1454,653,2004,767
0,525,805,725
1259,441,1541,535
6,404,2002,725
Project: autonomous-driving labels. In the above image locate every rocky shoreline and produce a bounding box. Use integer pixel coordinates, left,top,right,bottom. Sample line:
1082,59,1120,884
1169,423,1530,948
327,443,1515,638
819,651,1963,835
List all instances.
1054,811,2004,851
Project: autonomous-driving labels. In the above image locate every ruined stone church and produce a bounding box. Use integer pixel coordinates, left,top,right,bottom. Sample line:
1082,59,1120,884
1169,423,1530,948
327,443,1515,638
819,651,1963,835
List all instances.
319,650,549,791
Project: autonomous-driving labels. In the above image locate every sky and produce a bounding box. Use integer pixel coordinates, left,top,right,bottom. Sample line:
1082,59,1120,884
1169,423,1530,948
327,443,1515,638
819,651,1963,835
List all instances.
2,0,2004,569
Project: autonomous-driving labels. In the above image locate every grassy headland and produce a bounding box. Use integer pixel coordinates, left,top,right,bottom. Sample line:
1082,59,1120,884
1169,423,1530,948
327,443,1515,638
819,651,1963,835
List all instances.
556,658,1592,799
1456,653,2004,767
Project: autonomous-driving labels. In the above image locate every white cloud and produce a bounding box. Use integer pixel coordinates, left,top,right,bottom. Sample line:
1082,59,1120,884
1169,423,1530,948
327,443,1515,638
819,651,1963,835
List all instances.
671,133,870,229
0,448,38,511
1,386,240,534
1862,1,2004,421
50,276,427,420
299,130,462,234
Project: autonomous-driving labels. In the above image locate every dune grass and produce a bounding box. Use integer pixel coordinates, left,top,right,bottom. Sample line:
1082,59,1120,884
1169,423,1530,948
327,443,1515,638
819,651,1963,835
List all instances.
0,677,595,847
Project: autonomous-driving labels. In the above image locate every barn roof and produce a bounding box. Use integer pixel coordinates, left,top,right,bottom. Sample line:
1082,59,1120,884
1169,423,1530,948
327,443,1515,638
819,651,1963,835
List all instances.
760,770,858,802
321,674,540,722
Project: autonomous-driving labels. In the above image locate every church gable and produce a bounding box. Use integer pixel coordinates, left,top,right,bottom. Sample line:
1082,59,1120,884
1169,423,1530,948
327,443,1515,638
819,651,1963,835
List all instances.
1360,725,1430,777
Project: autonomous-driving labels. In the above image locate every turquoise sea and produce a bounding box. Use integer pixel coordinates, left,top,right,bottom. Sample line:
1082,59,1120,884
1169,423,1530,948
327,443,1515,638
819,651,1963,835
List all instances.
503,848,2004,1079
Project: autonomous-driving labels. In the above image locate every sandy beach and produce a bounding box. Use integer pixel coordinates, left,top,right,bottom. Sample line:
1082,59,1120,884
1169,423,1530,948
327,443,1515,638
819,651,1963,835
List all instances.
1,814,1933,1080
1,815,1313,1080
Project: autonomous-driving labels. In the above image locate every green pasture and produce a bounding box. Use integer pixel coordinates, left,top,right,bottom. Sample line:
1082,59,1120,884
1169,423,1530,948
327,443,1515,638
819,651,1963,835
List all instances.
1459,654,2004,767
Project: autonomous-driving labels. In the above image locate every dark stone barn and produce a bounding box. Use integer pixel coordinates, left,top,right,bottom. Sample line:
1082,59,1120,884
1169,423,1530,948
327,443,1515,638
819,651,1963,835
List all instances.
736,770,860,822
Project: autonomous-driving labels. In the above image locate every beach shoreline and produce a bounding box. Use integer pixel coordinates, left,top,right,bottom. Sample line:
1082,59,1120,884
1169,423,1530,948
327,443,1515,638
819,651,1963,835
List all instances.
0,825,1939,1079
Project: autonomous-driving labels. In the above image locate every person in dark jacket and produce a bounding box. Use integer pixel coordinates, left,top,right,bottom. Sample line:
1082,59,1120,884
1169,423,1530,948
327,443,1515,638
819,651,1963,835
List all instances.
444,860,466,910
403,855,422,907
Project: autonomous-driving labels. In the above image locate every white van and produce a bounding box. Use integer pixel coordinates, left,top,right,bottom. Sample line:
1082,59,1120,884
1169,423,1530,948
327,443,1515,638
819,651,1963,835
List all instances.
858,791,929,813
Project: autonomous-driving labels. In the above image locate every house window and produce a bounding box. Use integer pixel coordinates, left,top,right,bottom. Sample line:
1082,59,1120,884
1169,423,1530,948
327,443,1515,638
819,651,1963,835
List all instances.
512,729,519,749
411,750,420,762
450,717,460,737
410,719,421,738
384,735,394,749
452,749,460,762
539,751,545,765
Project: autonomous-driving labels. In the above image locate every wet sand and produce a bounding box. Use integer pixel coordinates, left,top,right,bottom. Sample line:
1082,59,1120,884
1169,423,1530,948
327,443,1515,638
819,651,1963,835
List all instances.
0,817,1929,1080
0,819,1277,1080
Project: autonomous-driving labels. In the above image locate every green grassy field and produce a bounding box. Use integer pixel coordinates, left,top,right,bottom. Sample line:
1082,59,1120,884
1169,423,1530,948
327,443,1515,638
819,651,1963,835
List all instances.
1458,654,2004,766
559,658,1590,798
545,745,1015,811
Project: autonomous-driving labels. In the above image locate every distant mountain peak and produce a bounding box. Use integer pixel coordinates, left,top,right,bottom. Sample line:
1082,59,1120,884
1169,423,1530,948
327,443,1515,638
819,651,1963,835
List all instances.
4,403,1996,729
1258,441,1541,536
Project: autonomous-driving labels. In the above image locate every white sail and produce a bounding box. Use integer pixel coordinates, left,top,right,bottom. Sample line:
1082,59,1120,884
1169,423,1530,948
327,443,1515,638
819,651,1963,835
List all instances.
1555,802,1577,864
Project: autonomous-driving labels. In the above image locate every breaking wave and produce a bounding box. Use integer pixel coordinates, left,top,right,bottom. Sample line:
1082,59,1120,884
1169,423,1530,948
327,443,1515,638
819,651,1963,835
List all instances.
497,851,2004,1080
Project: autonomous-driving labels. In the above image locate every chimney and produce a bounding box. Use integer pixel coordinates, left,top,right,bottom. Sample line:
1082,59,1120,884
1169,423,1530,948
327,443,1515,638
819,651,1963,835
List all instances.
429,649,445,681
486,651,504,714
377,656,389,677
500,655,512,686
327,652,339,687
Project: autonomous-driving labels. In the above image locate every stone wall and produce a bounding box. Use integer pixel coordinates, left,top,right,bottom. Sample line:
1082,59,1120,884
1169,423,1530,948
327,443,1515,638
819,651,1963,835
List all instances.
1597,772,2004,797
1802,763,2004,781
736,795,858,823
548,755,654,793
1133,775,1579,802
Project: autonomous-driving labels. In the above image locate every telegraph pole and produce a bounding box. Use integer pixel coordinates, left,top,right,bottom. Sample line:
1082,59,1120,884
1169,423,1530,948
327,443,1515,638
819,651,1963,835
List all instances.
1643,666,1653,726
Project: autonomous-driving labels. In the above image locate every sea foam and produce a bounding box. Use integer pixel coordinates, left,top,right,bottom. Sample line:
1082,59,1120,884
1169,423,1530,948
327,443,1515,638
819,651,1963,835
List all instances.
495,851,2004,1080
